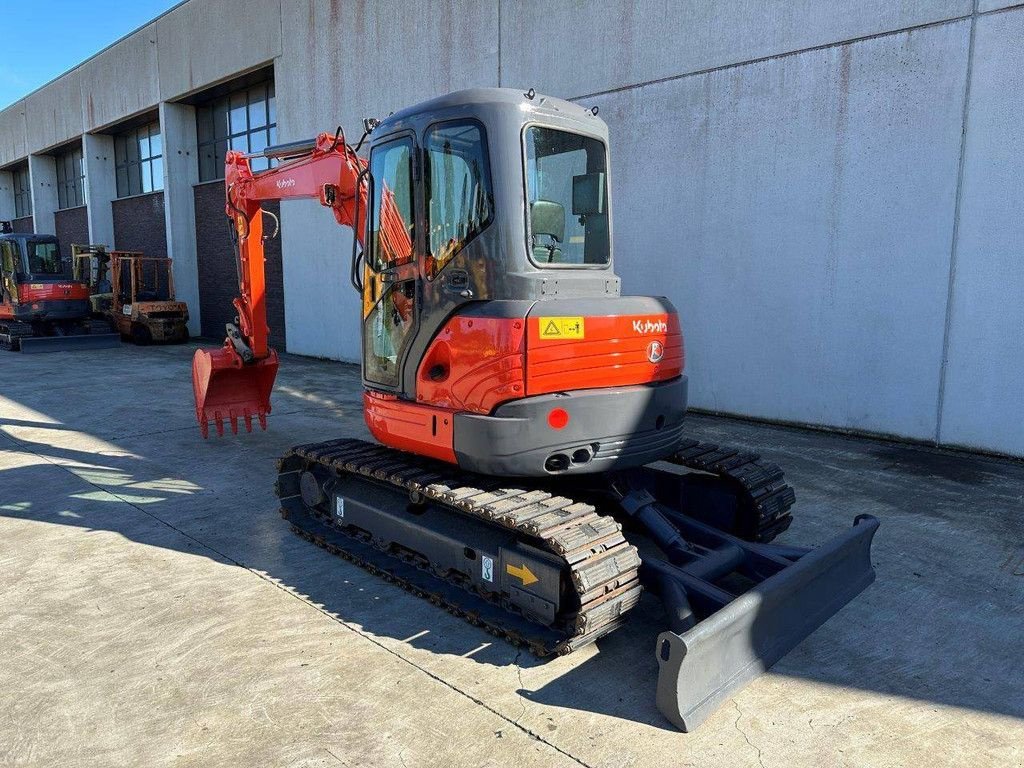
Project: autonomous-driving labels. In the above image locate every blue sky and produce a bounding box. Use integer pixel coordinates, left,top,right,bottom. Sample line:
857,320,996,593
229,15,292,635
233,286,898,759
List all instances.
0,0,181,109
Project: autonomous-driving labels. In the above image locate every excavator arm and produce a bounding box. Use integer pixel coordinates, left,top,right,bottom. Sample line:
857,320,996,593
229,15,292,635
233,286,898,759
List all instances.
192,129,410,436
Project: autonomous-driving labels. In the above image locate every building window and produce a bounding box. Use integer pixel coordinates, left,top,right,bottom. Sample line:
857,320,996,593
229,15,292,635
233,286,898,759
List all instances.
196,81,277,182
55,146,86,210
13,166,31,218
115,122,163,198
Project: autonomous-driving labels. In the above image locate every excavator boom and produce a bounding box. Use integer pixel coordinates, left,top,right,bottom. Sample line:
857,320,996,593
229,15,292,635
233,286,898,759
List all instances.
192,130,409,436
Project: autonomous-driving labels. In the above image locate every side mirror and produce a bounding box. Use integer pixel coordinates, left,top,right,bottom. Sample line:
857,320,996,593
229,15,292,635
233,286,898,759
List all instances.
572,172,606,216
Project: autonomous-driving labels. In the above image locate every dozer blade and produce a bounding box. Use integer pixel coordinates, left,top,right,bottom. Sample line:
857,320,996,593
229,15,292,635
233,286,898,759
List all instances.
653,515,878,731
18,333,121,354
192,345,279,437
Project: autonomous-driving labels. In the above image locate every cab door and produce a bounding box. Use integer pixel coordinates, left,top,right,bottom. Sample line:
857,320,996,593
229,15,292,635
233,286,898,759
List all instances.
361,133,419,394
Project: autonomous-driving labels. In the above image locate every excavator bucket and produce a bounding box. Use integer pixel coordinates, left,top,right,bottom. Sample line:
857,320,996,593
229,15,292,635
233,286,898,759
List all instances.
651,514,879,731
192,345,279,437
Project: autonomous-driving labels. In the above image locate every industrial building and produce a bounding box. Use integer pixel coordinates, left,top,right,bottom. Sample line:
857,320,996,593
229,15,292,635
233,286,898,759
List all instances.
0,0,1020,457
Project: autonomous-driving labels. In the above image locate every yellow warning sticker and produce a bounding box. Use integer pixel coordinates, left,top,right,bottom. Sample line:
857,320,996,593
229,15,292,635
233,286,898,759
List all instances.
538,316,585,340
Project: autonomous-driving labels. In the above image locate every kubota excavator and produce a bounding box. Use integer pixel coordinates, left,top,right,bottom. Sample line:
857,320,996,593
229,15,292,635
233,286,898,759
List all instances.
191,88,878,731
0,231,120,352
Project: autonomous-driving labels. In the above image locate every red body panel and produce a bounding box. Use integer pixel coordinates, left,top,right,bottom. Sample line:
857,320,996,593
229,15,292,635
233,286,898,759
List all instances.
526,313,683,397
17,282,90,303
415,316,526,414
375,309,686,466
364,391,457,463
413,311,684,416
1,281,91,320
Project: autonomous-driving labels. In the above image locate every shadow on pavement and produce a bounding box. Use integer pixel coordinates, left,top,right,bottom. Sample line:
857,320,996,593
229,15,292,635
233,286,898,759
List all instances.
2,345,1023,731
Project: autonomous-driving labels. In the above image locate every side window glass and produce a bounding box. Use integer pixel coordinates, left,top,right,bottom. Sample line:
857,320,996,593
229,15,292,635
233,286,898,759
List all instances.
363,280,416,388
425,121,494,279
367,138,415,272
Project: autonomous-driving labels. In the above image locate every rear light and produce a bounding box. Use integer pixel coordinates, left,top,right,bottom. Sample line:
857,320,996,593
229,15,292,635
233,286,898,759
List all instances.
547,408,569,430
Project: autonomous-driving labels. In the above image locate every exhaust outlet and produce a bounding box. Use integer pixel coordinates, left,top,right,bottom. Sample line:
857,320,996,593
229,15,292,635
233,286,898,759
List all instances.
571,446,594,465
544,453,570,473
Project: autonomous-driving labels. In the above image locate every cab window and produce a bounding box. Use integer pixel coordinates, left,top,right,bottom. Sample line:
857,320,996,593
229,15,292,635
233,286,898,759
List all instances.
524,126,610,266
425,121,493,279
367,137,415,272
28,241,64,275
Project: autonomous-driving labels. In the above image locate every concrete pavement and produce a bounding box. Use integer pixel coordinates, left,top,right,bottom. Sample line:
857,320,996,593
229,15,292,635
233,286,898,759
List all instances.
1,343,1021,767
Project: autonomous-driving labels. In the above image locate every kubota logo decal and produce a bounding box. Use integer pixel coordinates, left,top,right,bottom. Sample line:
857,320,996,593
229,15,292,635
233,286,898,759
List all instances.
632,318,668,334
647,340,665,363
276,178,296,189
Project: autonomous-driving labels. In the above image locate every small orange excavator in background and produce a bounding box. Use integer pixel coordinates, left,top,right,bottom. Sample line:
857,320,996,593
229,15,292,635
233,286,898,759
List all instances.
191,88,878,731
0,229,120,352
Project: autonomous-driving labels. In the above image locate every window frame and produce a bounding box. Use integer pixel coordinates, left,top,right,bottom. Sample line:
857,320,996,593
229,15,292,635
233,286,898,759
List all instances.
422,118,495,280
12,166,32,218
520,122,612,271
26,240,64,276
196,81,277,182
114,122,164,198
365,132,417,274
55,145,85,210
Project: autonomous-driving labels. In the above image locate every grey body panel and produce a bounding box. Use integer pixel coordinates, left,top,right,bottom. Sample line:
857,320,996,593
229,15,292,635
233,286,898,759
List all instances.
652,515,879,731
13,298,91,322
454,376,688,477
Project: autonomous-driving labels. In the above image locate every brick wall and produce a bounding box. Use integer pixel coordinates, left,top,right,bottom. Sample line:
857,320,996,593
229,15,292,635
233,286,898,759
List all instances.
112,192,167,256
55,206,90,249
11,216,33,234
194,180,286,349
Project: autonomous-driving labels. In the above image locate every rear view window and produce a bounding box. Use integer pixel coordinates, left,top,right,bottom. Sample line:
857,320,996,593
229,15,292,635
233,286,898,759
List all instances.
524,126,610,266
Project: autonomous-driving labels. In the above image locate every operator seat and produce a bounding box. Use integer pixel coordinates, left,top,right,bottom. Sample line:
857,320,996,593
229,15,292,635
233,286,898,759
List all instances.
530,200,564,263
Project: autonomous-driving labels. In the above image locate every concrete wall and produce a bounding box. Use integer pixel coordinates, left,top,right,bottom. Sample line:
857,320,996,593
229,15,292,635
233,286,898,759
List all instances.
27,154,59,236
592,22,970,441
937,8,1024,456
82,132,117,246
80,24,160,131
0,0,1020,456
155,0,281,101
275,0,500,362
0,170,14,221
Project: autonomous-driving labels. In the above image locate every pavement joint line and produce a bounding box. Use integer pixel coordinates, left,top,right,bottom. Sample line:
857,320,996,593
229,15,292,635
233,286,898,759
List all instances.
0,428,595,768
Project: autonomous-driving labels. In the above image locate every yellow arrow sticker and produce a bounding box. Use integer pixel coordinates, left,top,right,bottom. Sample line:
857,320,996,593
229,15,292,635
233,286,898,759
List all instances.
538,316,584,340
506,562,539,586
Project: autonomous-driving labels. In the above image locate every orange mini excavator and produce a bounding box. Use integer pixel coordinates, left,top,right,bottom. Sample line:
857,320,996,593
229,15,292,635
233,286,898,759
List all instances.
0,231,120,352
191,88,878,731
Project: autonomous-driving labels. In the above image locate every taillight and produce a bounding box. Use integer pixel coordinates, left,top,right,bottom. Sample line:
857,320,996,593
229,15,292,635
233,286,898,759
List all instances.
547,408,569,430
